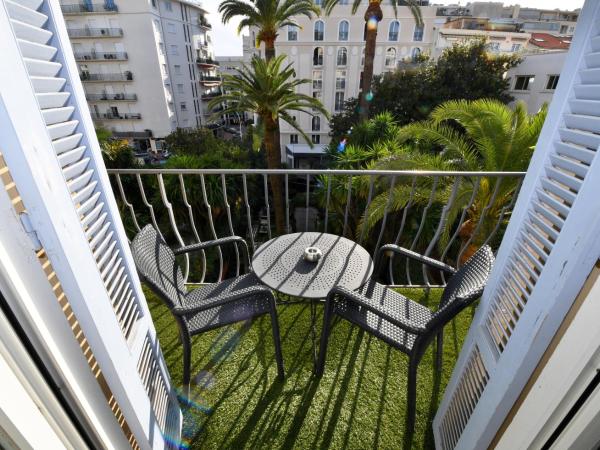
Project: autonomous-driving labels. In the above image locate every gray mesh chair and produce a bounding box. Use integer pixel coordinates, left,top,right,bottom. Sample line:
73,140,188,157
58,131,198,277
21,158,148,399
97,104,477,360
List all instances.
131,225,284,387
316,244,494,433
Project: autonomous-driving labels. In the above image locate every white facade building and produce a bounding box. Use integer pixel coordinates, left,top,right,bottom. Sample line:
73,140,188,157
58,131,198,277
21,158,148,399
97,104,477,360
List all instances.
60,0,218,149
246,4,440,162
433,27,531,58
507,51,568,113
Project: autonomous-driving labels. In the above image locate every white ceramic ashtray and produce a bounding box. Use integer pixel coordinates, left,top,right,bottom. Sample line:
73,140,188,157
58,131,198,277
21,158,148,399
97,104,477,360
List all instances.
304,247,323,263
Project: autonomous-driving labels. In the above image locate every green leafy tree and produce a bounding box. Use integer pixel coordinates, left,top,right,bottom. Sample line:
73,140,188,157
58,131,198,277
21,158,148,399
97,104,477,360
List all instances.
219,0,320,61
211,56,328,234
323,0,422,120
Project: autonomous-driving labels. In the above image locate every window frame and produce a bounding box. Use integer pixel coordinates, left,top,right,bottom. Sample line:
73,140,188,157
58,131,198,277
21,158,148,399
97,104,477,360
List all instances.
388,20,400,41
337,47,348,66
314,20,325,41
514,75,534,91
413,25,424,42
313,47,324,66
288,25,298,41
338,20,349,41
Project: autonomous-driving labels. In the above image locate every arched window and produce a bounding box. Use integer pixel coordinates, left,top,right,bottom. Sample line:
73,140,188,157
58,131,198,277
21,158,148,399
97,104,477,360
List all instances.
288,25,298,41
337,47,347,66
388,20,400,41
312,116,320,131
385,47,396,67
411,47,421,61
313,47,323,66
338,20,349,41
314,20,324,41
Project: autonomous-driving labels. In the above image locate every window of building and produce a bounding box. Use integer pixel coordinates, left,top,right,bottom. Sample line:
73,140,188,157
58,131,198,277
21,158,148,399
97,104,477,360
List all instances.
159,43,164,54
174,64,181,75
312,70,323,90
511,43,521,52
164,0,172,11
337,47,347,66
413,25,424,42
177,83,184,94
335,70,346,90
167,22,176,33
180,102,187,111
290,134,299,144
546,74,560,90
314,0,322,4
388,20,400,41
312,116,320,131
314,20,324,41
487,42,500,52
313,47,323,66
161,63,167,75
312,134,321,144
361,48,365,66
313,91,322,102
411,47,421,61
560,24,568,34
385,47,396,67
170,44,178,55
514,75,534,90
151,0,156,7
338,20,349,41
288,25,298,41
335,91,345,112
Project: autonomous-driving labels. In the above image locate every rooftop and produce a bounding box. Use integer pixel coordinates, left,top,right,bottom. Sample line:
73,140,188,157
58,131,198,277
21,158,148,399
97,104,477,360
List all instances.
529,32,572,50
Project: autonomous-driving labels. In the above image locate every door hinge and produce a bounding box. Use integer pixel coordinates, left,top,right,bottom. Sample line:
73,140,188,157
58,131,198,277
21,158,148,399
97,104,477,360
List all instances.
19,212,42,252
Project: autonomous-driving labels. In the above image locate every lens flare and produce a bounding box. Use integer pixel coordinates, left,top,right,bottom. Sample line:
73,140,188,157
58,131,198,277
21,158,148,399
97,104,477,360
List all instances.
367,17,378,31
365,91,374,102
337,138,347,153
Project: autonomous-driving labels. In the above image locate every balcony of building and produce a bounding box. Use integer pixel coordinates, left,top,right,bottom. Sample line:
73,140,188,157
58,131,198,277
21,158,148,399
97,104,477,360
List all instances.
201,89,222,100
67,27,123,38
60,2,119,14
80,71,133,82
197,57,220,67
200,74,221,85
91,111,141,120
86,92,137,101
112,130,153,139
74,51,128,61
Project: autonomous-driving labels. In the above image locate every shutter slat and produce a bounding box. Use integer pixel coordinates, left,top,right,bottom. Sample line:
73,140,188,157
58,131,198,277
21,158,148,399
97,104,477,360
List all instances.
37,92,70,110
10,18,52,44
17,38,56,60
6,1,47,28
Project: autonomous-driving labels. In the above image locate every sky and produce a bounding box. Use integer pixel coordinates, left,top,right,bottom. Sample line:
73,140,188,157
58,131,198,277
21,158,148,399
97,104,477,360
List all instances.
204,0,585,57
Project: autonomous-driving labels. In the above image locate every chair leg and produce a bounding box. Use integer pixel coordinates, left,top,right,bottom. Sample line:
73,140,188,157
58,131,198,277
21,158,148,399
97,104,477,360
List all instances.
182,335,191,389
406,355,419,435
436,330,444,376
316,301,333,377
269,302,285,380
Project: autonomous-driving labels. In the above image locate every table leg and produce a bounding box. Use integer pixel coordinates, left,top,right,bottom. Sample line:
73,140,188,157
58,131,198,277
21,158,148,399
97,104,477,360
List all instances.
311,299,318,369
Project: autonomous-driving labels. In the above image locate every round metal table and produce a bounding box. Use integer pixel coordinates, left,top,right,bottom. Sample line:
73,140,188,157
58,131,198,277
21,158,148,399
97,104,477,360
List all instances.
252,232,373,367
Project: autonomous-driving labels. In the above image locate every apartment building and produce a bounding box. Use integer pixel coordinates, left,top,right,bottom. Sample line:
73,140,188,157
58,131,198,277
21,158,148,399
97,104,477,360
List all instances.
246,4,440,161
60,0,219,150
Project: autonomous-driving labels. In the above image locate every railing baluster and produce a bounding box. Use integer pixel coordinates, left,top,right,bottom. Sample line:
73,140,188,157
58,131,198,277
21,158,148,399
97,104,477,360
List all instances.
242,174,256,253
483,177,523,248
135,173,163,240
157,174,188,282
221,174,240,277
457,177,502,266
406,176,439,286
178,174,206,283
374,175,396,254
389,176,416,285
342,175,353,238
263,174,272,240
200,174,223,282
115,174,140,233
305,174,310,231
358,175,375,245
285,173,290,233
324,174,332,233
423,176,461,285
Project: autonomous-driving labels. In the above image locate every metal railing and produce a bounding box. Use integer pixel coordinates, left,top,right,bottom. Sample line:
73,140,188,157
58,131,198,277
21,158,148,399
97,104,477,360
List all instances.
197,58,219,66
201,91,222,100
75,51,128,61
91,112,142,120
61,2,118,14
107,168,525,288
113,131,152,139
86,93,137,101
200,75,222,82
67,27,123,38
80,72,133,82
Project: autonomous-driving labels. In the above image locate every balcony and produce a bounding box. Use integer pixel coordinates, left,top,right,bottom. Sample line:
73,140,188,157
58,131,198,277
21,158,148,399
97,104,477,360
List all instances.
67,27,123,38
200,75,221,84
91,112,141,120
86,93,137,101
197,57,220,67
80,71,133,82
74,51,128,61
60,2,119,14
112,130,153,139
201,90,223,100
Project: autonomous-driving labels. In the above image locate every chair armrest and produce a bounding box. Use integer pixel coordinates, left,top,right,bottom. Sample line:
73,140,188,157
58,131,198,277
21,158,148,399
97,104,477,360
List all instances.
374,244,456,275
172,285,274,316
328,286,427,335
174,236,251,269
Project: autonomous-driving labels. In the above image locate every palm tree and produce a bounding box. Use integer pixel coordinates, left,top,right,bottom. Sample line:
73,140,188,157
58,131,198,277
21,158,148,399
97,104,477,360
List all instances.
323,0,423,121
210,55,329,233
365,99,547,262
219,0,320,61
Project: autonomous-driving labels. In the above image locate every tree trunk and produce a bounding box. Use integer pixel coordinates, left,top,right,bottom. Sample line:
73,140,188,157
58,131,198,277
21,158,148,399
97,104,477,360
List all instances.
359,1,383,122
264,117,286,234
264,38,276,62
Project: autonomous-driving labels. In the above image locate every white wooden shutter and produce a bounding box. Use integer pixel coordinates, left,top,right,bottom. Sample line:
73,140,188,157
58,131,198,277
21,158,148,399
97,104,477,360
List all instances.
434,1,600,448
0,0,181,448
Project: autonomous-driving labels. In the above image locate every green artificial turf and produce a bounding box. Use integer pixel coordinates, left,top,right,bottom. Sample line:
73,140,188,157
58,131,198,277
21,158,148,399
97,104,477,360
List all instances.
145,287,473,450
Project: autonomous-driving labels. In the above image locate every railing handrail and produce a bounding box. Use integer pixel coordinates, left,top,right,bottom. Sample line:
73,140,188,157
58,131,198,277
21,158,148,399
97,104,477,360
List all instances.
107,168,526,177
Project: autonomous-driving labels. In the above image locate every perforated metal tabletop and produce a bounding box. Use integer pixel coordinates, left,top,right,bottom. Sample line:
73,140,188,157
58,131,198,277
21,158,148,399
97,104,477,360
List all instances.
252,232,373,299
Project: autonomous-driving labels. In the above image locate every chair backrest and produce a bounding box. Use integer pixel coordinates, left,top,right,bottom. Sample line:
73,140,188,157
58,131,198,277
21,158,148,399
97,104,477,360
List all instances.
130,225,187,309
428,245,495,332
